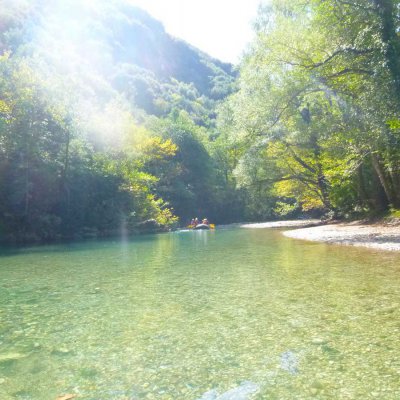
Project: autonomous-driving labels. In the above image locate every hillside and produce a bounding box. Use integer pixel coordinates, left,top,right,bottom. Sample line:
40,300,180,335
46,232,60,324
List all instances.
1,0,235,118
107,4,235,97
0,0,243,243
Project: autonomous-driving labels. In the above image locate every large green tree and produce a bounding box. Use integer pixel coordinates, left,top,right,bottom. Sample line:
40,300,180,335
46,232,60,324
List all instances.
0,53,179,243
220,0,400,217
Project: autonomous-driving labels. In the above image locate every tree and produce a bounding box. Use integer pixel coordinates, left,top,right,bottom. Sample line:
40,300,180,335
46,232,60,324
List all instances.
220,0,400,218
147,111,221,222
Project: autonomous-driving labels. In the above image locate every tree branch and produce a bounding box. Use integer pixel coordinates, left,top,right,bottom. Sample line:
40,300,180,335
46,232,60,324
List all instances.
257,86,327,134
246,174,318,187
332,0,376,12
283,142,317,174
326,68,374,78
308,47,375,69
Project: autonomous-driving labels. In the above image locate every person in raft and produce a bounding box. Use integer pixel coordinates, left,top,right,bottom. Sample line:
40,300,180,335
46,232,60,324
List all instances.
194,217,199,226
202,218,209,225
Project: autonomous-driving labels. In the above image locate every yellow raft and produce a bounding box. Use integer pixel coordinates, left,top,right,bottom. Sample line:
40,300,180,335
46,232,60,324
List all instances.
187,223,215,230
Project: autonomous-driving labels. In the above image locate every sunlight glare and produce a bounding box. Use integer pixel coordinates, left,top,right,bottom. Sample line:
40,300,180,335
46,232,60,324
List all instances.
126,0,263,63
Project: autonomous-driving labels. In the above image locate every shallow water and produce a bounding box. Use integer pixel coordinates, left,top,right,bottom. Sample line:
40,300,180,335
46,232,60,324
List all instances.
0,227,400,399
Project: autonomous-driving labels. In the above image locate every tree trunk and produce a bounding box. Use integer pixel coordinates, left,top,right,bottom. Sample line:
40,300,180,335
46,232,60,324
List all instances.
370,152,399,207
317,172,333,211
357,164,373,210
60,127,71,217
387,163,400,199
374,0,400,108
24,155,30,218
358,162,388,211
310,132,334,212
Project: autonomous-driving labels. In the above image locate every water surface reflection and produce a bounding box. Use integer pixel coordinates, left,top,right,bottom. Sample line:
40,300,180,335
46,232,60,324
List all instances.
0,228,399,399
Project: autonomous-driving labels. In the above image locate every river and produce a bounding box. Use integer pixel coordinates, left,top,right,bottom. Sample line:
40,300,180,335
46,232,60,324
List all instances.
0,226,399,399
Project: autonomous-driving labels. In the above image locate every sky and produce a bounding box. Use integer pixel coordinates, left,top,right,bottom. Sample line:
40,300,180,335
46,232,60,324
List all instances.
128,0,263,63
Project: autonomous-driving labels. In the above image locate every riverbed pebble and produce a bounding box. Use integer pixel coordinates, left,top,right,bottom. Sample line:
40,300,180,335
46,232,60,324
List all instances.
311,338,328,345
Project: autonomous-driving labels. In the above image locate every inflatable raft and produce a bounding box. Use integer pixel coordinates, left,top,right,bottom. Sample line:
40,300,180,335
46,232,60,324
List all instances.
193,223,211,230
187,223,215,230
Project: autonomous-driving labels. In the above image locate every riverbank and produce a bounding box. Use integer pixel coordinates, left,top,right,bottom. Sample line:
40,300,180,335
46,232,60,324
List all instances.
241,220,322,229
241,219,400,252
282,220,400,252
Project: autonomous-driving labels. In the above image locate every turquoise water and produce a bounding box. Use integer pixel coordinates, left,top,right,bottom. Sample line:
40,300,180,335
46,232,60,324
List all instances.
0,227,400,399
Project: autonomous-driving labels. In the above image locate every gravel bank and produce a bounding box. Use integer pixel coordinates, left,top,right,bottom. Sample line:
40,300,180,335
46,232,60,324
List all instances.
283,222,400,252
241,220,322,229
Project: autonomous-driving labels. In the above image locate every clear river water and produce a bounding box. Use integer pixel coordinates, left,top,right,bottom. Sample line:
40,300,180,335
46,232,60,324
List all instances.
0,226,400,399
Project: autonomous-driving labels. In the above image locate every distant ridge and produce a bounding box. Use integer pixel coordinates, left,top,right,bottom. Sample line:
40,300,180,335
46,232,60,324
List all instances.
1,0,236,116
105,4,236,99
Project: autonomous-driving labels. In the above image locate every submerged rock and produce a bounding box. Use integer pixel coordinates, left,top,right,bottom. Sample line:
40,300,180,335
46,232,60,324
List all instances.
280,350,299,375
0,352,28,362
197,382,259,400
197,389,219,400
311,338,328,345
56,395,77,400
51,348,71,356
217,382,259,400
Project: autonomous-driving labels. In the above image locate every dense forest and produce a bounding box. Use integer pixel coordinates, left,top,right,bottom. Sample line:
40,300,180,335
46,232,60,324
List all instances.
1,0,400,243
223,0,400,220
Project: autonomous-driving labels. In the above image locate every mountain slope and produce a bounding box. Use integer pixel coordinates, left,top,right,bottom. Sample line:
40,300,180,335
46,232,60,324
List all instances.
106,3,235,98
1,0,235,118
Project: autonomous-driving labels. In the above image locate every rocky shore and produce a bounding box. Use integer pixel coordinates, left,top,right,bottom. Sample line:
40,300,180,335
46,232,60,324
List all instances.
241,220,322,229
242,219,400,252
283,220,400,252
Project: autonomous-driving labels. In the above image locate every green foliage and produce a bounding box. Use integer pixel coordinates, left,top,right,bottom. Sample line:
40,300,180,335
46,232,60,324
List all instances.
0,52,181,242
0,1,242,242
273,201,299,218
219,0,400,219
10,0,400,241
145,111,222,222
387,208,400,218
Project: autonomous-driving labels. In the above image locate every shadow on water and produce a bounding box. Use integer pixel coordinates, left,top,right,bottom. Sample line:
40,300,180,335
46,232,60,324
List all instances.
0,223,235,258
0,231,173,258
